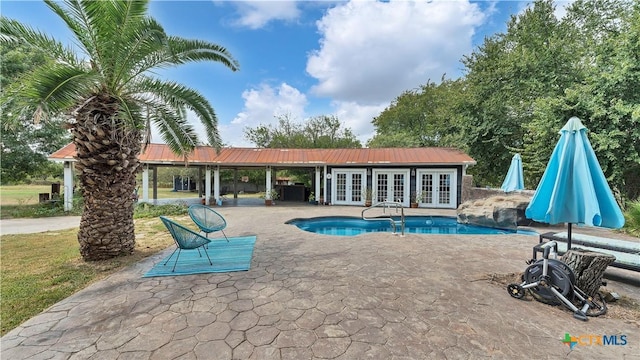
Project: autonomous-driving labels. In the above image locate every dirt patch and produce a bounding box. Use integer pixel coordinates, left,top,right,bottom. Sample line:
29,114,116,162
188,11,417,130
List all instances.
479,272,640,325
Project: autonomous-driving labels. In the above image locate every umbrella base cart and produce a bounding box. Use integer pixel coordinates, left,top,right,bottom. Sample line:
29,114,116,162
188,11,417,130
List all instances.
507,241,607,321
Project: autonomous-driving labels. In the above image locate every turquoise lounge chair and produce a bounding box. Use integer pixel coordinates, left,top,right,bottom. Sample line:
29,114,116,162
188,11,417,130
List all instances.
188,205,229,241
160,216,212,272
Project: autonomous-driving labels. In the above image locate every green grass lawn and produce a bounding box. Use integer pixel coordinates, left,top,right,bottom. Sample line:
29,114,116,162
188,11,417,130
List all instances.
0,185,197,206
0,185,262,219
0,215,180,336
0,185,53,205
0,185,261,204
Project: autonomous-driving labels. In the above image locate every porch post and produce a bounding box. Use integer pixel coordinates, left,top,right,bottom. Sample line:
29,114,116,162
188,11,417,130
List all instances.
205,166,212,205
266,166,272,199
142,164,149,203
63,161,74,211
315,167,321,202
323,165,328,204
233,168,238,199
197,167,203,197
214,166,220,203
152,166,158,201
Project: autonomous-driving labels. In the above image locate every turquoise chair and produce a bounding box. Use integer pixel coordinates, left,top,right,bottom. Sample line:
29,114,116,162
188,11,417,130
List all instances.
188,205,229,241
160,216,212,272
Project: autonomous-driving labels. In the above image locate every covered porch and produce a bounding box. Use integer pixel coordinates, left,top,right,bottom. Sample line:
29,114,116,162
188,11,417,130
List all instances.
49,143,476,210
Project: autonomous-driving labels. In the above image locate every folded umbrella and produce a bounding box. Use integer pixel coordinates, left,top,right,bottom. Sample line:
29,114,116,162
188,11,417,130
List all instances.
501,153,524,192
525,117,625,249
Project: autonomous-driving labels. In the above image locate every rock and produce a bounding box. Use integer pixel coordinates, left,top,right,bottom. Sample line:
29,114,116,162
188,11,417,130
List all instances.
456,194,532,230
602,290,620,303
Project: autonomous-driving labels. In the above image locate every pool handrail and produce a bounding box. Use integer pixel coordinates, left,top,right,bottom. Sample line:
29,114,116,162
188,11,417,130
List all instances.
361,201,405,236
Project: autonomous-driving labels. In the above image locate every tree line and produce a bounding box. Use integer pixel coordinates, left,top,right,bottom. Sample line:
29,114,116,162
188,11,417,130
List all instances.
369,0,639,203
0,43,69,183
3,0,638,205
240,1,637,203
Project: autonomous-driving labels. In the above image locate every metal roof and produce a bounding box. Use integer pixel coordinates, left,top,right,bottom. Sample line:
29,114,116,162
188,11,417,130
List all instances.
49,143,476,167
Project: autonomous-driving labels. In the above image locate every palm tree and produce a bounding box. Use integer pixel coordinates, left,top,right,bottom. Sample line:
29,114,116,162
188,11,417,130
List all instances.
0,0,239,260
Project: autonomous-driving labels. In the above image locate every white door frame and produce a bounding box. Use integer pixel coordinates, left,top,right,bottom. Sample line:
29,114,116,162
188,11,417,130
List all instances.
416,169,457,209
371,168,411,207
331,168,367,205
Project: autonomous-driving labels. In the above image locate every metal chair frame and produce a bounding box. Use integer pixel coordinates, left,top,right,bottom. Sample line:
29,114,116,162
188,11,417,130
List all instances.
160,216,212,272
188,205,229,241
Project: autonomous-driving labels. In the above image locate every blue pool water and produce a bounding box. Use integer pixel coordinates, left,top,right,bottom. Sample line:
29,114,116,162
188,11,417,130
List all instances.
286,216,538,236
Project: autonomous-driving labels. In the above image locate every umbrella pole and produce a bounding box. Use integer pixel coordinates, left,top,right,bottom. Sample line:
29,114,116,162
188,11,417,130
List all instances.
567,223,572,250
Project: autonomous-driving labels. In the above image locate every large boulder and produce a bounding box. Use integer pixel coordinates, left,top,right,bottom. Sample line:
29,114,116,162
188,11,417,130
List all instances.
457,194,532,230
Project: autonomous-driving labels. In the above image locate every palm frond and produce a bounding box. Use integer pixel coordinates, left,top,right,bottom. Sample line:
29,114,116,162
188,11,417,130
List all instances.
123,37,239,85
115,96,144,130
5,63,98,116
2,0,236,159
0,90,39,126
112,18,167,91
148,102,198,157
108,0,149,28
58,0,117,82
129,78,222,148
166,37,239,71
43,0,98,64
84,0,152,89
0,17,78,66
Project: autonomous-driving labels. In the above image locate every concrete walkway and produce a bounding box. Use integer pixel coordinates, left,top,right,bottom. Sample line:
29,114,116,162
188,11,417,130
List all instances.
1,205,638,359
0,216,81,235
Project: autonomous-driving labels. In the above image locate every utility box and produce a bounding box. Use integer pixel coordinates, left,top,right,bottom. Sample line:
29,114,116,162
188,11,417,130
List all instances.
39,193,50,203
51,183,61,195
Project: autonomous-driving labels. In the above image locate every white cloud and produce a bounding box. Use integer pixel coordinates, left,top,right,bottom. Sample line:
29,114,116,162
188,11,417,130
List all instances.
306,0,485,104
230,1,301,29
221,83,308,147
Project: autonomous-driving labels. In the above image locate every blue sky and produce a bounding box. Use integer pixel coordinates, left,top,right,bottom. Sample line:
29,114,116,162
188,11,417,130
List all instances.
1,1,574,147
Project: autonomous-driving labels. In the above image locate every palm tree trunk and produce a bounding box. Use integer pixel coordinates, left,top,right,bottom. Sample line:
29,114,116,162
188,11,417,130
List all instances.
73,95,142,261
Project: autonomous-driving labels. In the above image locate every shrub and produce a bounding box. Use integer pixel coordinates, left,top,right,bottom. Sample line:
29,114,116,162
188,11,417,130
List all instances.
0,196,83,219
623,200,640,237
133,203,188,219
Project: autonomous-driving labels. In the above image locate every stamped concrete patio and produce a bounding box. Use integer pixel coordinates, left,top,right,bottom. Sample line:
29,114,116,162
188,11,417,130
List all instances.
2,205,638,359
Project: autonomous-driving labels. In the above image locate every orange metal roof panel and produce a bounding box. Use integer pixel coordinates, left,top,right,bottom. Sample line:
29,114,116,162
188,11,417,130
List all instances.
48,143,76,161
50,143,476,166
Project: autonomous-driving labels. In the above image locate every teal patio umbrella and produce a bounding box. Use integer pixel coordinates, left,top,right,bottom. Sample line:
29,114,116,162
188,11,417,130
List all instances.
501,153,524,192
525,117,625,249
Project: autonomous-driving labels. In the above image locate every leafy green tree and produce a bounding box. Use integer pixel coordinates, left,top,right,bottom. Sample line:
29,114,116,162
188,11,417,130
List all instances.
0,42,69,184
304,115,361,148
521,0,639,202
564,0,638,201
461,0,579,186
1,123,67,183
244,114,361,149
0,0,238,260
366,0,637,203
369,77,467,149
244,113,360,187
367,132,421,148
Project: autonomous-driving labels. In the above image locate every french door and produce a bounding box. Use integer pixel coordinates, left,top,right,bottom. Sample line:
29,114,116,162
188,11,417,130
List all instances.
332,169,366,205
372,169,410,206
416,170,457,208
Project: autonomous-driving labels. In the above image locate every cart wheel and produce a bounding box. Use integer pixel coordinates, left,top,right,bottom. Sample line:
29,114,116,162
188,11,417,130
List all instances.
507,284,525,299
524,261,574,305
585,292,607,317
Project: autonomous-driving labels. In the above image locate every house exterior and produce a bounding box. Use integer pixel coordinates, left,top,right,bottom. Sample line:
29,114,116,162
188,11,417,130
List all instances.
49,143,476,210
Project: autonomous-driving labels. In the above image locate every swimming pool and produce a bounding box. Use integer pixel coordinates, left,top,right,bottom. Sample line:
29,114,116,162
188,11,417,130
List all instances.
286,216,538,236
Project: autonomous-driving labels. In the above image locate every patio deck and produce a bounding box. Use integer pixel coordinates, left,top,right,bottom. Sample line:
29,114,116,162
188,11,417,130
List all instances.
1,205,638,359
